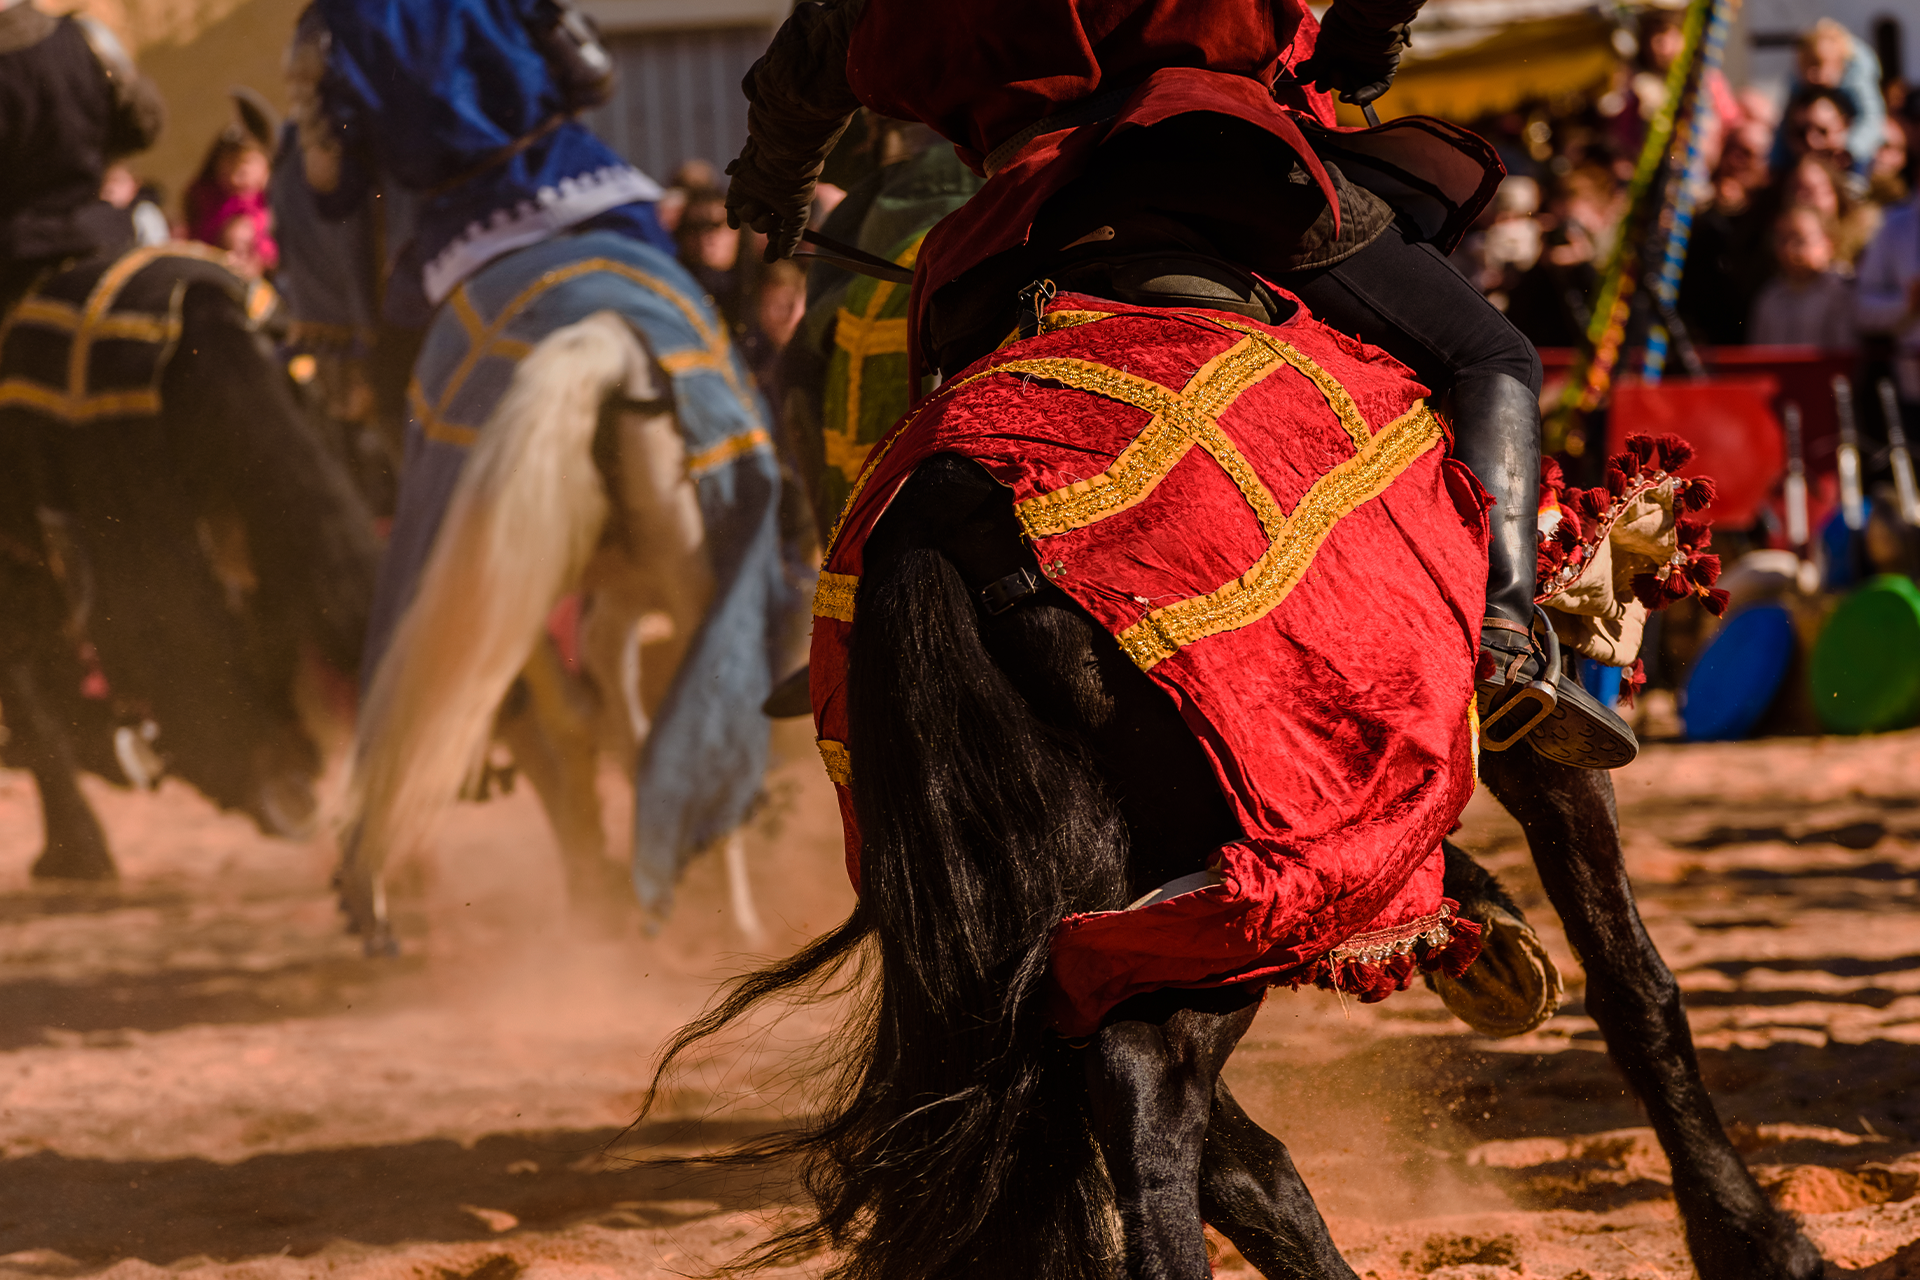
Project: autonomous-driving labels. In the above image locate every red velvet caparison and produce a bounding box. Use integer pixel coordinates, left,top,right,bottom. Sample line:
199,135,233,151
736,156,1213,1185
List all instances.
810,292,1489,1037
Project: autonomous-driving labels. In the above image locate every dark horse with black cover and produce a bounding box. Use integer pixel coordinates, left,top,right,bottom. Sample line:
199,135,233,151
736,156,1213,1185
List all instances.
647,445,1822,1279
0,247,380,878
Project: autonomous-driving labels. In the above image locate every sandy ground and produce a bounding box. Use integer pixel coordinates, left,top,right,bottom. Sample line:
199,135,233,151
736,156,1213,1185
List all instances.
4,720,1920,1279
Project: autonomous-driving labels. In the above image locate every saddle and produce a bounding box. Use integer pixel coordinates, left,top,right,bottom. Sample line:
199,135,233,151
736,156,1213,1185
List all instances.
0,244,272,426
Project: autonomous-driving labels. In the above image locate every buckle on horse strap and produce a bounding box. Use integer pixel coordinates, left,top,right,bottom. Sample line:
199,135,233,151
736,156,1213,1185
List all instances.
980,566,1043,614
1479,606,1562,752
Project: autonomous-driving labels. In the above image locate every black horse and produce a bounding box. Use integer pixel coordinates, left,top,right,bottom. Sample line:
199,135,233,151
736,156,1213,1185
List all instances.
0,248,380,878
648,450,1823,1280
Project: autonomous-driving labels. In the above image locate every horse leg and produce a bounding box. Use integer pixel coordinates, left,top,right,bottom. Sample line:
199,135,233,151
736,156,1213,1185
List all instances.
493,639,631,931
1086,990,1260,1280
1200,1079,1358,1280
1480,750,1823,1280
595,389,713,915
57,418,317,833
2,660,115,881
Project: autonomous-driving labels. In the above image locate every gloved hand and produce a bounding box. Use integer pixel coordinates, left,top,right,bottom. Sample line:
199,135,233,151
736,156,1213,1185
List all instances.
1295,7,1412,107
726,0,864,262
726,131,839,262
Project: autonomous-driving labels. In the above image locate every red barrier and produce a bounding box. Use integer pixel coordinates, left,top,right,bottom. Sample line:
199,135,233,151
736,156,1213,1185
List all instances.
1608,378,1783,528
1538,346,1859,532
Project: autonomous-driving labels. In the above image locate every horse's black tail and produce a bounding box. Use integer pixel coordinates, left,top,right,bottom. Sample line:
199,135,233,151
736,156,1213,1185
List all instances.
641,462,1130,1279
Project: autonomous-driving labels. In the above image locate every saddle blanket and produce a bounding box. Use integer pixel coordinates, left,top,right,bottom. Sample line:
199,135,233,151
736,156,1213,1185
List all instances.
812,291,1487,1036
0,244,273,425
368,231,805,911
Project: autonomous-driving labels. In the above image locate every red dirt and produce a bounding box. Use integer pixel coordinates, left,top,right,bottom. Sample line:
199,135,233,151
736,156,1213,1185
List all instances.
4,721,1920,1279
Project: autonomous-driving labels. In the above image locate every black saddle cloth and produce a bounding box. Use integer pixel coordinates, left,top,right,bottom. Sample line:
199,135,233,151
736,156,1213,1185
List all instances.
0,245,268,426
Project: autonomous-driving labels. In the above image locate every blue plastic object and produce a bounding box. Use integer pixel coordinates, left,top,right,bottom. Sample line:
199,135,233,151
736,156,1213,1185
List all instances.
1578,658,1623,707
1681,602,1797,741
1821,498,1872,592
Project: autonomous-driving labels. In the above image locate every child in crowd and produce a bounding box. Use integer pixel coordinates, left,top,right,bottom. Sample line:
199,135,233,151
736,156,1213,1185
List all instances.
1786,19,1886,175
184,126,278,278
1779,152,1880,268
1749,205,1855,349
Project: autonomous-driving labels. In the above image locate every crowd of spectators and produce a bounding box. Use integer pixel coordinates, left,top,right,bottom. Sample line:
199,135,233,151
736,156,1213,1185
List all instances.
1451,13,1918,415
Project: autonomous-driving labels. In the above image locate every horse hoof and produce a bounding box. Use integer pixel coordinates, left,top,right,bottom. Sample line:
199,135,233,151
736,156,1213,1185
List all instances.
1430,905,1563,1037
247,772,319,840
361,926,401,959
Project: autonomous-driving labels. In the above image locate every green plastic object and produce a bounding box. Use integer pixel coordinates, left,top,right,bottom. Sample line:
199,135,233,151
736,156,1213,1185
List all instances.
1809,575,1920,734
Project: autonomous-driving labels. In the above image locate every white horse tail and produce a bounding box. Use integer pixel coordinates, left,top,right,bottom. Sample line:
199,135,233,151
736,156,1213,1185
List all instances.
341,312,654,943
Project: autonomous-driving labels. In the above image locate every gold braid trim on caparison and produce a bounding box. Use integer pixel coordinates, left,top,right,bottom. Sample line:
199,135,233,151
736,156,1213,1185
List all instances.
1012,338,1286,537
813,571,859,622
1038,309,1116,334
1203,315,1374,449
413,257,752,448
1118,403,1443,670
686,427,771,477
817,738,852,785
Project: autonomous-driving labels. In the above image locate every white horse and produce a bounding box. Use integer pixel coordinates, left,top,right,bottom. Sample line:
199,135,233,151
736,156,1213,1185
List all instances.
338,301,784,954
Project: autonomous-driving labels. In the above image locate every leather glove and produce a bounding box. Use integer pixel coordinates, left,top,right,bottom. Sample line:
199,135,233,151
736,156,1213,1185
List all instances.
726,129,845,262
1295,6,1412,108
726,0,865,261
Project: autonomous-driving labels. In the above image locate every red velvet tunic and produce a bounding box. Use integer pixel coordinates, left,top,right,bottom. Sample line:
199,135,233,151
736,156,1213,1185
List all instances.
810,291,1487,1037
842,0,1502,382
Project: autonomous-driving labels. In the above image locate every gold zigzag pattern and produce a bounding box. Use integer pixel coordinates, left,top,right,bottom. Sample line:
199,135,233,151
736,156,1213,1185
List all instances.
1010,339,1286,538
822,312,1437,674
1118,403,1442,669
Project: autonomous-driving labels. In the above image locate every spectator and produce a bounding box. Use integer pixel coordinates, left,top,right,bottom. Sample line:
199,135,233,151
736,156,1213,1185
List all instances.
1750,206,1854,348
1505,167,1614,348
184,126,278,276
1778,153,1880,269
656,158,721,234
1857,183,1920,408
1779,86,1862,186
1454,176,1541,314
1870,115,1909,206
1711,119,1774,215
675,186,745,332
1604,8,1686,162
1784,19,1886,176
736,259,806,393
100,163,168,246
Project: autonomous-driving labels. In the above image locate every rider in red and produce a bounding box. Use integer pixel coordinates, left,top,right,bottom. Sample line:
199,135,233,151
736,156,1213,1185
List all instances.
728,0,1633,766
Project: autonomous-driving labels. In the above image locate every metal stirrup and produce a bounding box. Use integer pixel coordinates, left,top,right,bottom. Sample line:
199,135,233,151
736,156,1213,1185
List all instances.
1480,606,1561,751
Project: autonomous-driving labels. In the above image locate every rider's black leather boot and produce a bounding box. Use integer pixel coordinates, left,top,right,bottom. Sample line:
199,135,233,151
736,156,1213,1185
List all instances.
1452,372,1637,769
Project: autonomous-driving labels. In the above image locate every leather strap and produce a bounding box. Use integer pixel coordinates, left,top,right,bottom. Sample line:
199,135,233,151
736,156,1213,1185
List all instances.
980,566,1043,614
423,112,571,200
